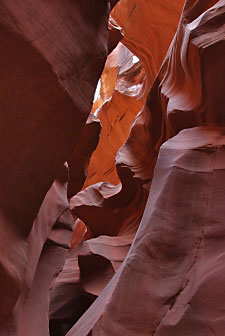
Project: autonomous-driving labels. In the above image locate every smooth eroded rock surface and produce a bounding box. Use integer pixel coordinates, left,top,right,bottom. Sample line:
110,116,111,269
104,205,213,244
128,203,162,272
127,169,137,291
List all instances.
1,0,225,335
0,0,110,332
67,127,225,336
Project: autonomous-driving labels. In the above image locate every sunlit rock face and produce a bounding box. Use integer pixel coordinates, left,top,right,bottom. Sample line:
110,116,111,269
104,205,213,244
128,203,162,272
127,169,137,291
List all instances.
67,0,185,322
112,0,186,89
86,42,146,187
1,0,225,335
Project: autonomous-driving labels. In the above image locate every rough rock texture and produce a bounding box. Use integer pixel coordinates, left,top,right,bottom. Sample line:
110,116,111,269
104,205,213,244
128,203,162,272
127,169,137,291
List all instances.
0,0,110,333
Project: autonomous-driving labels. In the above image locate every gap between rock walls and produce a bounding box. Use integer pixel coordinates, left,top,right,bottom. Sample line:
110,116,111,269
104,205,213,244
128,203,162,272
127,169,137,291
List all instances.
0,1,225,336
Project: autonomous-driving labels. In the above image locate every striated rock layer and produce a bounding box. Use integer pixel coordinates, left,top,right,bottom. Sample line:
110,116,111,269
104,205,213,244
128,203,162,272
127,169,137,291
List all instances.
66,0,225,335
1,0,225,335
0,0,111,334
67,0,185,307
67,127,225,336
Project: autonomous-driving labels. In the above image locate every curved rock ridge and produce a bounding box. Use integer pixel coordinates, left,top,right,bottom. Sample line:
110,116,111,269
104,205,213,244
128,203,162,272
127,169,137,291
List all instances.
67,126,225,336
124,0,225,178
88,0,185,189
87,42,146,187
115,0,225,187
1,164,74,335
157,0,225,136
49,243,93,336
112,0,186,90
66,1,225,335
108,16,124,55
68,0,185,304
69,170,148,297
0,0,225,335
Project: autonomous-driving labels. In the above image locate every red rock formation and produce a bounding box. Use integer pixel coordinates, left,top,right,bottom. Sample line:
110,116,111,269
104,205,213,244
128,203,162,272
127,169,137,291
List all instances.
0,164,73,335
67,127,225,336
0,0,110,333
87,42,145,186
1,0,225,335
65,1,225,335
112,0,186,89
68,0,185,310
49,245,93,336
108,17,124,55
67,115,101,199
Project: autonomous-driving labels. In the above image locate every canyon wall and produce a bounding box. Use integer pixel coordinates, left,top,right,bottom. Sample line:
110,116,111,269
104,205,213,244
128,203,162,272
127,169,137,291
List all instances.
0,0,225,336
0,1,110,334
67,0,225,335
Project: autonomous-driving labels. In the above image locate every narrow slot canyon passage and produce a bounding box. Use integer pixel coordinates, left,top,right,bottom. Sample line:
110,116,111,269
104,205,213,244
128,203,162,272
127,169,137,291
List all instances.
0,1,225,336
